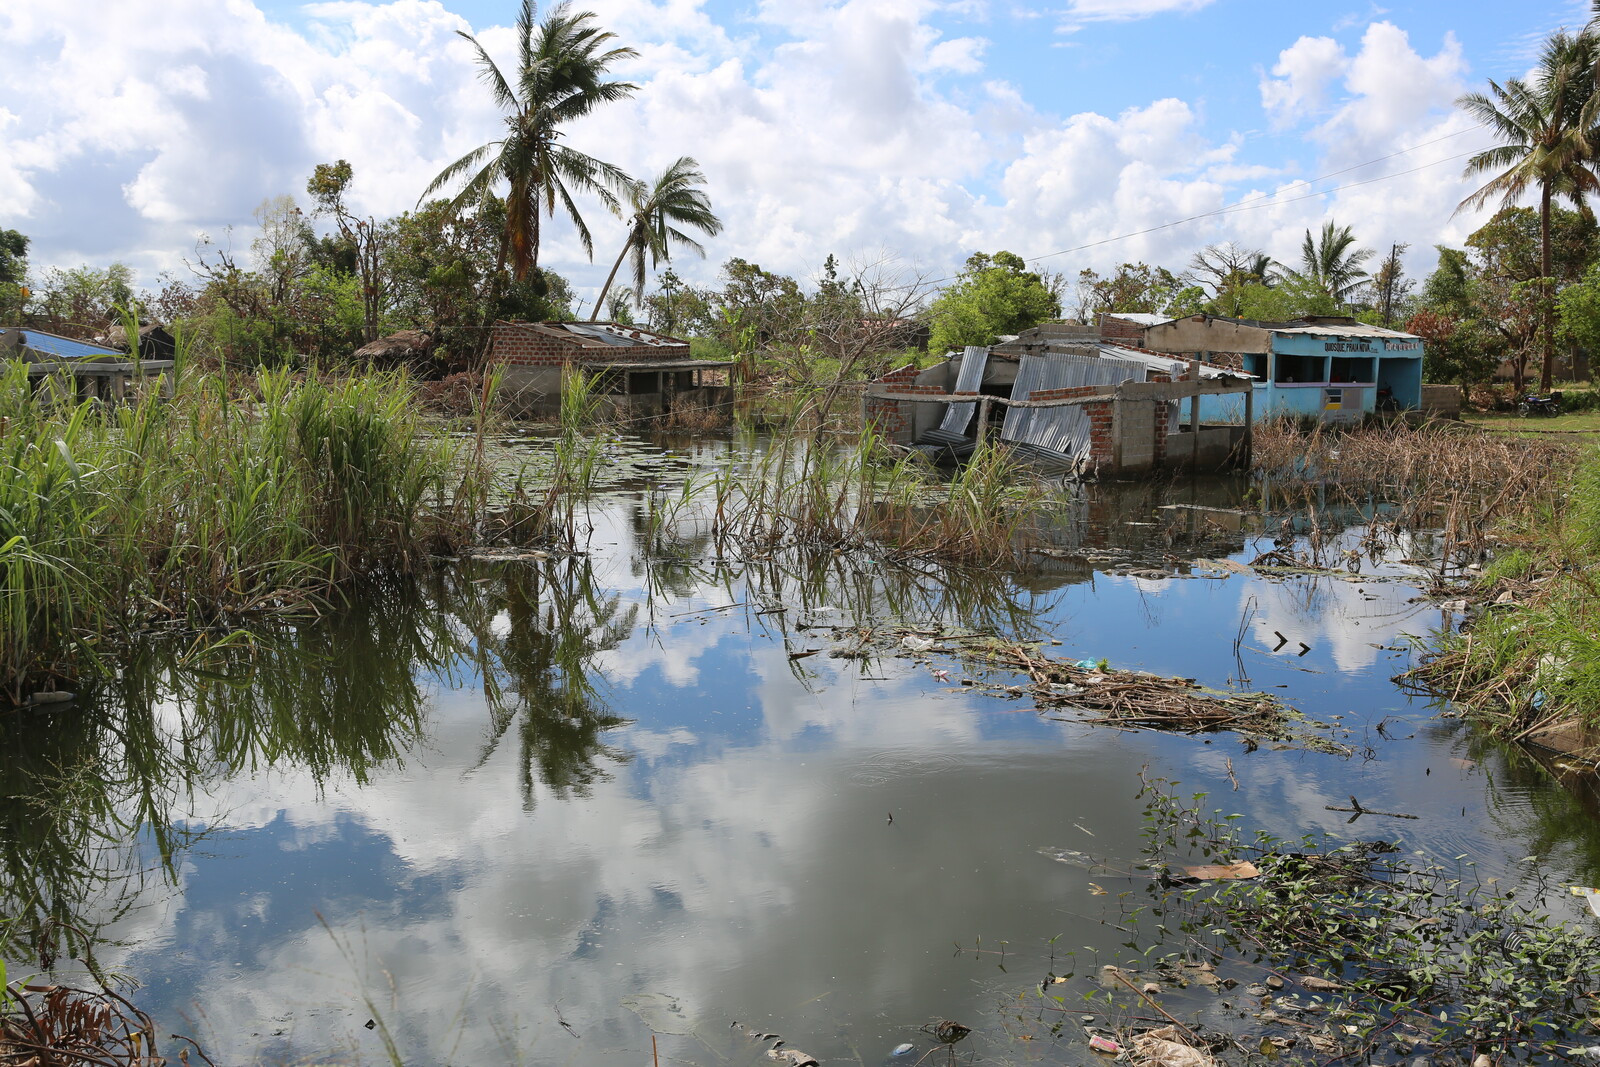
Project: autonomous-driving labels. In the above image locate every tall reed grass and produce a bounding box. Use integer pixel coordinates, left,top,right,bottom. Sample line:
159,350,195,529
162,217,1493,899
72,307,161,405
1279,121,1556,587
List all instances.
643,430,1049,566
1407,445,1600,741
0,361,478,701
1251,417,1576,569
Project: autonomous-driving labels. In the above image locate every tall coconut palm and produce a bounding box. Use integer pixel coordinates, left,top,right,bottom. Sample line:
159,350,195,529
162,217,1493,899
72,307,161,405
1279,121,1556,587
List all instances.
590,157,723,321
423,1,638,283
1457,29,1600,391
1295,221,1374,309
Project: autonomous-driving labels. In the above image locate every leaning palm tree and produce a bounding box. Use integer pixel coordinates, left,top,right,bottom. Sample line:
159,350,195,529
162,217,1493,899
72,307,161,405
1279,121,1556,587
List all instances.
1457,29,1600,391
423,1,638,282
590,157,723,321
1295,221,1374,309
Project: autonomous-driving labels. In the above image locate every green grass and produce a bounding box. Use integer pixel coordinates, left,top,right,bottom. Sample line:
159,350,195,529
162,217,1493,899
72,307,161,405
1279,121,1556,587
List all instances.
0,360,492,701
1410,443,1600,738
1463,410,1600,434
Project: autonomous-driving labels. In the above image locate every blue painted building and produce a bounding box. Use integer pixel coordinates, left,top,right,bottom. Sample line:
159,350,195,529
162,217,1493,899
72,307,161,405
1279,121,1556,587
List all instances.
1140,315,1424,424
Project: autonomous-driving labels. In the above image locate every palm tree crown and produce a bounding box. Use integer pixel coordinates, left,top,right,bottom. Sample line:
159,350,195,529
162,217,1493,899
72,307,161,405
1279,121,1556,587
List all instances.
591,157,723,320
1456,29,1600,389
423,0,638,282
1296,221,1373,308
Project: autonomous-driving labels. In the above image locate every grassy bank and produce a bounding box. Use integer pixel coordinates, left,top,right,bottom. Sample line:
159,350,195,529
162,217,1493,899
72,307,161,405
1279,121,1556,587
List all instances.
0,362,498,702
1402,443,1600,747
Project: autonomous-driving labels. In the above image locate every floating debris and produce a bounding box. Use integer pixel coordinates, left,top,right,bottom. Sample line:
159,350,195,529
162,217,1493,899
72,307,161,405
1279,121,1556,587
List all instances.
834,624,1337,747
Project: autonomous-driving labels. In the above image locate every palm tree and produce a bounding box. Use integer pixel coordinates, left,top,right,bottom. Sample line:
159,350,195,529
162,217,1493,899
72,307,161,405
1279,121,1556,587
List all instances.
590,157,723,321
1457,29,1600,391
1295,221,1374,309
423,1,638,283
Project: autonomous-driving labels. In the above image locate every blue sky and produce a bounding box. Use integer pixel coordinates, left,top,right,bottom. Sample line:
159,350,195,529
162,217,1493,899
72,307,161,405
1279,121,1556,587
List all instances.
1,0,1593,309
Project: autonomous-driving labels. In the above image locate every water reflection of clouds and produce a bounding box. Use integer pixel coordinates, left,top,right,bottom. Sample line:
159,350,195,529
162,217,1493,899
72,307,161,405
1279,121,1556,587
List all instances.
76,541,1599,1067
1242,575,1434,674
101,631,1051,1064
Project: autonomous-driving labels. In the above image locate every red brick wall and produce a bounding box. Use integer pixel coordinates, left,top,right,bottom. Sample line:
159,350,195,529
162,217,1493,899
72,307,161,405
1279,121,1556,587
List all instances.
1098,316,1146,343
1086,400,1115,467
864,363,924,435
489,322,690,367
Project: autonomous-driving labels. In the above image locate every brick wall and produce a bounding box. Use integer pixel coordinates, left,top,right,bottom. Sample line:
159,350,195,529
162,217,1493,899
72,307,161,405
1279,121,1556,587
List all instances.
864,363,924,436
1027,385,1104,403
1098,316,1147,343
489,322,690,367
1086,400,1115,468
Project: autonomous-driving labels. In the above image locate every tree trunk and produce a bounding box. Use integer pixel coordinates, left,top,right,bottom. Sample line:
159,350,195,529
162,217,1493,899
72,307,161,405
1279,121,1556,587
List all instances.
591,232,633,321
1541,182,1554,393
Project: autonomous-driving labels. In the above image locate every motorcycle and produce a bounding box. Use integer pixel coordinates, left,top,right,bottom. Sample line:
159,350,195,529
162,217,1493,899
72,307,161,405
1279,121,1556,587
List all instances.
1516,391,1563,418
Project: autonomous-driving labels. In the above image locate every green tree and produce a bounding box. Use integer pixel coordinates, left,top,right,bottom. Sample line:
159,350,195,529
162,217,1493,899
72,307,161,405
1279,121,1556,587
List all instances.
1072,262,1195,320
1370,243,1416,327
1557,259,1600,365
1291,221,1374,308
591,156,722,320
384,198,503,368
1218,274,1338,321
641,267,711,337
28,264,134,337
1408,309,1499,392
1420,246,1476,320
422,0,638,283
0,230,27,323
1189,242,1276,316
307,160,389,343
1457,28,1600,391
927,251,1061,354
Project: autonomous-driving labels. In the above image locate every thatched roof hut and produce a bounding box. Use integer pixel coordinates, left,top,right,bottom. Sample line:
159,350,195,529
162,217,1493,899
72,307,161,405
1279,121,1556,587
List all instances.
354,330,435,367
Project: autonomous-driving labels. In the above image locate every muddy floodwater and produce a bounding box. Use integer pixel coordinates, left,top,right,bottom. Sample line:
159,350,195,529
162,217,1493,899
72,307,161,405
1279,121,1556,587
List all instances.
10,431,1600,1066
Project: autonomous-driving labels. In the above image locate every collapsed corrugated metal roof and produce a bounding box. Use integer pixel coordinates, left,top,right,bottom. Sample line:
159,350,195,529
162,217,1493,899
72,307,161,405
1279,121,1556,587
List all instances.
2,329,123,360
1097,344,1252,379
553,322,684,348
1001,351,1149,463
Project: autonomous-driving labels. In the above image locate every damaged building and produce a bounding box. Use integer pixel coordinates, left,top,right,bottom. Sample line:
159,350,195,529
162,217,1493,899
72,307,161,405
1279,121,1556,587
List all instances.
489,320,735,420
864,322,1253,476
1127,313,1432,423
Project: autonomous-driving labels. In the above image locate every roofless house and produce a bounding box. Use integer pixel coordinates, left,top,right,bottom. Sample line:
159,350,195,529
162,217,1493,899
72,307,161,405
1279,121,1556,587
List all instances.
1137,314,1425,423
488,320,735,420
865,323,1254,476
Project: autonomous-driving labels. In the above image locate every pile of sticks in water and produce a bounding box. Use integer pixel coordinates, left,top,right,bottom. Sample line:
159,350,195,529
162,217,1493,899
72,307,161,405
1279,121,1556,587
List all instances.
834,625,1291,736
962,638,1284,731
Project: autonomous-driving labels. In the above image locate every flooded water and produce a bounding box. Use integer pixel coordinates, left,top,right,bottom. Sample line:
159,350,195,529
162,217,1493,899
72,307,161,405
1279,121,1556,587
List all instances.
9,431,1600,1065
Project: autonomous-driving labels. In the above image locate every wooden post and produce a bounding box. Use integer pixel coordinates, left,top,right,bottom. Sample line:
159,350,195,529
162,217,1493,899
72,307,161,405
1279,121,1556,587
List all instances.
976,394,992,447
1189,361,1201,467
1242,381,1254,469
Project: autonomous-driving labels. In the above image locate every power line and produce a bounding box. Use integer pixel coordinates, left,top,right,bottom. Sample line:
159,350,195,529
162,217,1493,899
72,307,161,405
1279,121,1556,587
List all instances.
1022,123,1489,270
1024,146,1482,269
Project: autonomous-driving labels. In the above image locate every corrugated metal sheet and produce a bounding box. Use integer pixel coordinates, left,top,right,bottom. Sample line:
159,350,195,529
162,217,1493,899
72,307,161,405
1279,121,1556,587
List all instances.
938,346,989,434
1001,352,1147,460
1270,322,1416,340
12,330,122,360
557,322,680,347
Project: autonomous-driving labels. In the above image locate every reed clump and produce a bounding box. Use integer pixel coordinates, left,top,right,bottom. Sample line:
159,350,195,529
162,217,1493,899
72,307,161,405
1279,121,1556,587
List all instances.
1403,446,1600,744
644,432,1050,566
1252,417,1575,567
0,362,481,702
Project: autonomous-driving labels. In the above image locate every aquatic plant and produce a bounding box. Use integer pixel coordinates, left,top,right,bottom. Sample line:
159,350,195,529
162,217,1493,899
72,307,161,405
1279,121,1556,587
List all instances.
0,359,485,700
1251,417,1575,572
640,430,1052,568
1035,776,1600,1064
